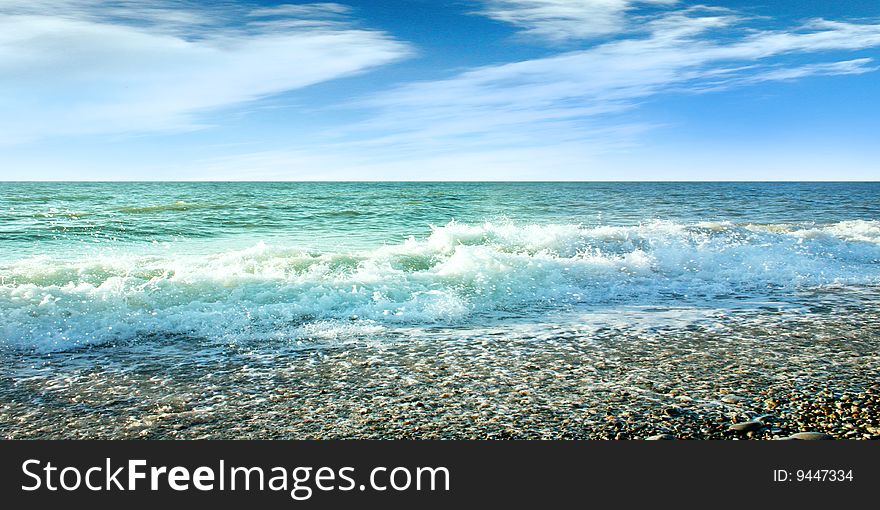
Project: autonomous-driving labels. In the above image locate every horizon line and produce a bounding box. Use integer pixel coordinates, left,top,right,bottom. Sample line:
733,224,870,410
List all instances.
1,180,879,184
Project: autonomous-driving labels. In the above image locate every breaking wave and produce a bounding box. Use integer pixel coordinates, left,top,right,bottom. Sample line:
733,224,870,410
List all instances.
2,220,879,350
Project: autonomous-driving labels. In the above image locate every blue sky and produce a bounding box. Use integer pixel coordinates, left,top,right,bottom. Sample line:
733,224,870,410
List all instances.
1,0,879,180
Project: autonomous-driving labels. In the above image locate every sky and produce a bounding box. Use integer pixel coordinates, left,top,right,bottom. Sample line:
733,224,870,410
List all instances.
1,0,879,180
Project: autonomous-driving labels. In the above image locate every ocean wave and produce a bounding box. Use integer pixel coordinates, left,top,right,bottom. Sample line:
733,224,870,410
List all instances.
117,201,223,214
1,220,879,350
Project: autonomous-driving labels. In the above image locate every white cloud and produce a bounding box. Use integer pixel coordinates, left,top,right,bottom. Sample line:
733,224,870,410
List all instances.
0,1,411,143
695,58,877,91
157,6,880,181
326,9,880,176
3,1,880,179
248,3,351,18
478,0,678,41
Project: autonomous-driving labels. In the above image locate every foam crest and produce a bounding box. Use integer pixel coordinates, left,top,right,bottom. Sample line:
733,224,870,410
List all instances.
1,220,878,351
794,220,880,244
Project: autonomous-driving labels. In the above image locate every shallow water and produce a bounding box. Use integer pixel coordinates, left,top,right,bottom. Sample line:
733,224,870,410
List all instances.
1,182,878,438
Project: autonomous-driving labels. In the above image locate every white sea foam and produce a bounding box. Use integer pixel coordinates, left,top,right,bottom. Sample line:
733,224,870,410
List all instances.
1,220,878,350
789,219,880,244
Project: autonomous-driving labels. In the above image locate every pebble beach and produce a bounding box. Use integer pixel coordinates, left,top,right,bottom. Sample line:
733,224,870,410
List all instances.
3,290,878,440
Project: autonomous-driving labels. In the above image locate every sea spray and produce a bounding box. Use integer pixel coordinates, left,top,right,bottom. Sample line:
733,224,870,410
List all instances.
2,220,879,350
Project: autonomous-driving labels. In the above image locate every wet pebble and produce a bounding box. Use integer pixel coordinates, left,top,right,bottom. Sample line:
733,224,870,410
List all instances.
787,431,834,440
728,421,764,433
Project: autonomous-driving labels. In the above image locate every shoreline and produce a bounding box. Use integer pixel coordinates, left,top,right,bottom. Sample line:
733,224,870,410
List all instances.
2,298,878,440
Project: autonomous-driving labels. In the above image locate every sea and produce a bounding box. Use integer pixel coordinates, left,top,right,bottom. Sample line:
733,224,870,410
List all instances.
1,182,878,437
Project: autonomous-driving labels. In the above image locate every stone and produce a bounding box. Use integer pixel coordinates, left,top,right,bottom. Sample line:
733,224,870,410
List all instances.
728,420,764,433
788,431,834,440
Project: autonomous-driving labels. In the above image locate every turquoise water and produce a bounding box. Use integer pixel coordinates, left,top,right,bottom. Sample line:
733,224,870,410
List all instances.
1,182,879,351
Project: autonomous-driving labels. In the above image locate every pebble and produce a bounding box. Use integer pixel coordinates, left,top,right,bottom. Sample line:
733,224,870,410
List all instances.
4,302,880,440
787,431,834,440
728,420,764,433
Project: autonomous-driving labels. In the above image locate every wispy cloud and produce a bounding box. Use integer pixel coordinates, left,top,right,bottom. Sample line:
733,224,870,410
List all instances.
477,0,678,41
694,58,878,91
0,1,411,143
3,1,879,179
248,3,352,18
312,7,880,177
